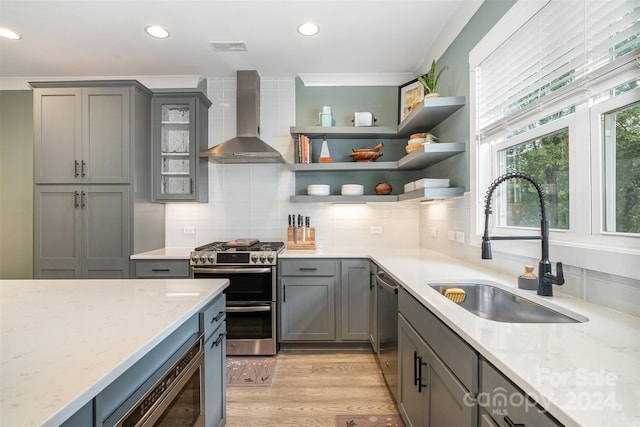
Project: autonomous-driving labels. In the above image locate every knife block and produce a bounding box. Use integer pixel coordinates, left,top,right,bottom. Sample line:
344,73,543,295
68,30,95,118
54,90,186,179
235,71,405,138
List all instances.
287,227,316,249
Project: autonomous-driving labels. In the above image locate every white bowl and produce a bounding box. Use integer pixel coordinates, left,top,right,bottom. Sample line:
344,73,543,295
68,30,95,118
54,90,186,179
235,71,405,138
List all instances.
307,184,330,196
341,184,364,196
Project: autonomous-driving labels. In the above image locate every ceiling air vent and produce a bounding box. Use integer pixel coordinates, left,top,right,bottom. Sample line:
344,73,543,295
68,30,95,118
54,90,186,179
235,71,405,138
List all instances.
210,41,248,52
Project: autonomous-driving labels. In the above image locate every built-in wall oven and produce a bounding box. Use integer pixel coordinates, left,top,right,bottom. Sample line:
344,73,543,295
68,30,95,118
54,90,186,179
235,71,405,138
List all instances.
190,239,284,356
107,334,205,426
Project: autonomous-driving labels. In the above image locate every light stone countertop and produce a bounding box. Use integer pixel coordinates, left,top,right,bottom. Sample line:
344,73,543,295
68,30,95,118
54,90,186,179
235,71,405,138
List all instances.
131,246,640,426
129,246,193,259
281,246,640,427
0,278,228,427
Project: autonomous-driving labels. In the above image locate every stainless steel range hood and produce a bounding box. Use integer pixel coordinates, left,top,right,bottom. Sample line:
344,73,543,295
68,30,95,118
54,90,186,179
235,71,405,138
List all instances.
201,70,285,163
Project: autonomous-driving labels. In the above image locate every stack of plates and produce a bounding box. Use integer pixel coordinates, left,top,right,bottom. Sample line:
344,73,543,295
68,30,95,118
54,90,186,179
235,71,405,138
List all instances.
341,184,364,196
406,132,438,153
307,184,330,196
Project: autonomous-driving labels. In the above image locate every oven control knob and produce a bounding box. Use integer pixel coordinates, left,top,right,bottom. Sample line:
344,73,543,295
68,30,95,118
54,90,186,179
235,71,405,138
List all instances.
200,254,209,264
191,254,200,263
208,255,216,264
259,255,266,263
251,255,259,264
267,254,274,263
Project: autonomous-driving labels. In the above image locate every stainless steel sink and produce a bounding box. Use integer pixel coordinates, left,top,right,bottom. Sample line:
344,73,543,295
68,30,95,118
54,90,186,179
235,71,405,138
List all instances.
430,283,586,323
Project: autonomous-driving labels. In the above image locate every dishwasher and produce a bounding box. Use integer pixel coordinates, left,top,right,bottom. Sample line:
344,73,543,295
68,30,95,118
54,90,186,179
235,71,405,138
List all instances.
375,269,400,402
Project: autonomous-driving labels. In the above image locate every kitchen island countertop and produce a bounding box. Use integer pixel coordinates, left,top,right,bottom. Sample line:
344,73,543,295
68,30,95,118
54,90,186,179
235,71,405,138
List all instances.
0,278,228,427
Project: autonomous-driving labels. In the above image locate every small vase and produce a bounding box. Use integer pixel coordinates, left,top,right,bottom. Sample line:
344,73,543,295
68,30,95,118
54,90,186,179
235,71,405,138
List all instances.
424,93,440,98
319,136,332,163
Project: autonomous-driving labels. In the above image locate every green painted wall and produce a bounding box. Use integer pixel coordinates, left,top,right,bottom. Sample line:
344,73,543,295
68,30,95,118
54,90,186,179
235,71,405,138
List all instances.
0,90,33,279
295,78,398,127
427,0,517,189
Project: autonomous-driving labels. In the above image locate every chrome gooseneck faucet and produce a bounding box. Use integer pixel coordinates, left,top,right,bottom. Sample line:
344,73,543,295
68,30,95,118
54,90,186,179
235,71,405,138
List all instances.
482,172,564,296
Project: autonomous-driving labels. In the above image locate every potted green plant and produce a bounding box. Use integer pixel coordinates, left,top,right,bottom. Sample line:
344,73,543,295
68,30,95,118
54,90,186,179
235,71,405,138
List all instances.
418,59,448,98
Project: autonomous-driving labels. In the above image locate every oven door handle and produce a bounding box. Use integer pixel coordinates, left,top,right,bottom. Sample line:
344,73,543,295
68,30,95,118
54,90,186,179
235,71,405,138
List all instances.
226,305,272,313
192,267,272,274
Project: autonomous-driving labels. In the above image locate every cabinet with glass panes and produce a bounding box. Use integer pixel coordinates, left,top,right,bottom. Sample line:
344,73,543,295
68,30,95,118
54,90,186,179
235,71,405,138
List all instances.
152,92,211,202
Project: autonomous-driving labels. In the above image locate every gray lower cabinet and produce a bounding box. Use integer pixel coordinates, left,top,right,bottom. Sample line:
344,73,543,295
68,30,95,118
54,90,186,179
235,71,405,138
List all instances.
132,259,190,278
398,288,477,427
479,359,561,427
34,185,131,279
280,275,336,341
340,259,370,341
279,258,371,343
202,296,227,427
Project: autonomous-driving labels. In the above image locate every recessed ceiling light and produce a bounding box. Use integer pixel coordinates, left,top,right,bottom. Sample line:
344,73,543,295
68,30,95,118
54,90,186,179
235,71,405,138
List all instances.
297,22,319,36
0,27,22,40
145,25,170,39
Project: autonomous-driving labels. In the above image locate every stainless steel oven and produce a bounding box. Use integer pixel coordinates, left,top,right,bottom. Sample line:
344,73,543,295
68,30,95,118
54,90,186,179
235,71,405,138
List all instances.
108,334,205,427
190,240,283,356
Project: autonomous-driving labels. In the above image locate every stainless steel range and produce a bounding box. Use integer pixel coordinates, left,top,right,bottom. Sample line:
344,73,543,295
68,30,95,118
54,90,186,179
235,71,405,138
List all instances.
190,239,284,356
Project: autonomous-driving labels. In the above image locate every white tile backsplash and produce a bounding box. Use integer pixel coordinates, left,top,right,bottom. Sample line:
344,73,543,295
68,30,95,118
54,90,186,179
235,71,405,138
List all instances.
166,77,419,249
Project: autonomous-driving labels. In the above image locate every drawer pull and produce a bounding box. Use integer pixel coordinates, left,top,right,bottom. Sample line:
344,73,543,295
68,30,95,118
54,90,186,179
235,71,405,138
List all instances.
212,332,226,348
151,268,171,272
504,416,525,427
417,356,428,393
413,351,419,386
298,267,318,271
211,311,225,322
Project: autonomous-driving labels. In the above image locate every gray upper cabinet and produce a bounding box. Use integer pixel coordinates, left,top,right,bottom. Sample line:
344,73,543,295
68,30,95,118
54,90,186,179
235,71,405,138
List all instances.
151,92,211,202
31,80,165,279
33,85,133,184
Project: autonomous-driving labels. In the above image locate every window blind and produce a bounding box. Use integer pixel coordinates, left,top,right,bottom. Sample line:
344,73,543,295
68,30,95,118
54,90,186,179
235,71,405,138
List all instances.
477,0,640,135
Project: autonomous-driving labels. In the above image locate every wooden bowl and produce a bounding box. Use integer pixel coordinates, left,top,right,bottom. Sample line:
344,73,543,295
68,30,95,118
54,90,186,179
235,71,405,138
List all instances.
352,142,384,153
406,143,423,153
349,151,383,162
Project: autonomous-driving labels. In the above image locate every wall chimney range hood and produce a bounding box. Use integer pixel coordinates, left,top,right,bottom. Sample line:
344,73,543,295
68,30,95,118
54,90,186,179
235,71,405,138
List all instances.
201,70,285,164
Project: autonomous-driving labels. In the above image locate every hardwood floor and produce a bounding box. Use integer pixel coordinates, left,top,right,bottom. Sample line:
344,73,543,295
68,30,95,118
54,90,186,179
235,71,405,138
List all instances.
225,352,399,427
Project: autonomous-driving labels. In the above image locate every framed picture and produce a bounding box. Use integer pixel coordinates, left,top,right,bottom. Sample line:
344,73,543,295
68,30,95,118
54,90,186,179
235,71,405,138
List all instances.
398,78,424,123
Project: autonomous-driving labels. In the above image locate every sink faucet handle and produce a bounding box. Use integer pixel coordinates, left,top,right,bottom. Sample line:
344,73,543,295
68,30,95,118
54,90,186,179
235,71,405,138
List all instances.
544,262,565,286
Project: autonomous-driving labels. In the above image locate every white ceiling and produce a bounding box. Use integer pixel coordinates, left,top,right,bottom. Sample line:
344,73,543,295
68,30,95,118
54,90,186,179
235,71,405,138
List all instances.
0,0,482,89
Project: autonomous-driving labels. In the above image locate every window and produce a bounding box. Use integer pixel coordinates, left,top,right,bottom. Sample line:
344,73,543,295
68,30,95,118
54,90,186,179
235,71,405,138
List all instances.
497,127,570,230
603,101,640,234
470,0,639,277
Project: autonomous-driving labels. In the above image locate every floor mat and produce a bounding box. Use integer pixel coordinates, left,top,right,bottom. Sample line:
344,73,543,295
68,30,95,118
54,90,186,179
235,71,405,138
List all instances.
226,356,276,386
335,414,404,427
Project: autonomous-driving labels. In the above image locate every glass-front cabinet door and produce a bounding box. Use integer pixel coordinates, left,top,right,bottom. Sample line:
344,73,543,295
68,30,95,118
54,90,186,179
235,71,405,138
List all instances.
152,93,211,202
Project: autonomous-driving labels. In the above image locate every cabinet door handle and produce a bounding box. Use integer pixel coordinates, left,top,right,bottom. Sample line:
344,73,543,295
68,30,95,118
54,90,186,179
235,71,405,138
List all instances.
503,416,525,427
283,285,286,302
190,178,193,194
418,357,428,393
81,160,86,177
81,191,86,208
413,351,419,386
212,311,225,322
74,160,80,178
74,191,80,208
211,332,226,348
